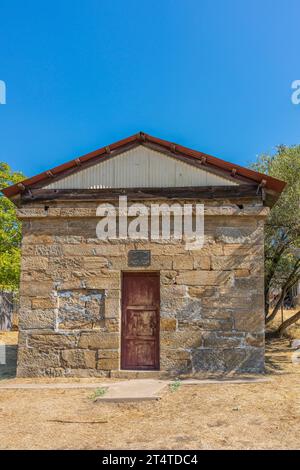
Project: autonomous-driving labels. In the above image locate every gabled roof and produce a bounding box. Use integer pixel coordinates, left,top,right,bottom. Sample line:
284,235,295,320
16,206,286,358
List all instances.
2,131,286,198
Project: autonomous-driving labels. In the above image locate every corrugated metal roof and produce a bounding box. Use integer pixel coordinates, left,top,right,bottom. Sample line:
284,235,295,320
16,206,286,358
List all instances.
2,132,286,198
45,146,238,189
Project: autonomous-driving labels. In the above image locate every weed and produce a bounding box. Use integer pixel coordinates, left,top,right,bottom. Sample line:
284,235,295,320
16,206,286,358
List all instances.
88,387,107,400
169,379,181,392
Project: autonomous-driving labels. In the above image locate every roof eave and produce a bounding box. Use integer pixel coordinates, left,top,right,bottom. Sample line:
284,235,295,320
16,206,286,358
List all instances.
2,131,287,198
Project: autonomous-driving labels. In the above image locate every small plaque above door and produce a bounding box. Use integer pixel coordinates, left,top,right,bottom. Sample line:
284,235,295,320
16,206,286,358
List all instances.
128,250,151,267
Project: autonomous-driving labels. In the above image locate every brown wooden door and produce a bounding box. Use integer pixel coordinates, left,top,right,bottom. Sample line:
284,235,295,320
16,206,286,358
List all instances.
121,272,160,370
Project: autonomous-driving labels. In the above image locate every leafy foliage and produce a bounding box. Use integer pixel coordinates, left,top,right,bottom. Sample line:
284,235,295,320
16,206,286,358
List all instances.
169,379,181,392
251,145,300,328
0,162,25,290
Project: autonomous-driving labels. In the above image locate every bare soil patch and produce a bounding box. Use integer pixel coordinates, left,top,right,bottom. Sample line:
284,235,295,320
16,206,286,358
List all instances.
0,329,299,449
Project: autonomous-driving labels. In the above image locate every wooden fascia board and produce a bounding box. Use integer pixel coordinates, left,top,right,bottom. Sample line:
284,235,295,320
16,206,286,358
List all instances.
20,185,261,204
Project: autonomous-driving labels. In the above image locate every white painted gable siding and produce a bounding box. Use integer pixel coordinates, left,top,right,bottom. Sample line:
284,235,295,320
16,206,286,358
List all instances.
45,146,238,189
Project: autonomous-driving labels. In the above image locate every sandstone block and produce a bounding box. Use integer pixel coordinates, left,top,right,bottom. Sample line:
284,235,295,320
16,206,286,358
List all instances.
102,319,120,332
160,318,177,331
21,270,52,282
104,298,120,318
16,366,61,378
192,255,211,270
178,317,233,331
161,285,187,299
55,235,84,244
210,255,235,271
20,281,53,297
160,349,191,372
148,255,172,269
49,256,83,270
17,207,47,218
22,256,49,271
161,295,190,316
85,276,120,290
187,286,218,299
238,347,264,372
18,347,61,369
63,244,95,256
19,308,56,330
27,333,79,350
193,243,223,256
192,348,256,372
61,349,96,369
176,270,232,286
200,305,234,319
31,297,56,309
234,269,250,278
193,346,265,373
63,368,110,378
56,280,84,290
211,254,262,273
98,349,119,359
244,333,264,348
223,244,263,256
92,244,128,256
19,295,32,309
215,226,263,244
78,332,119,349
202,331,243,348
83,257,109,269
232,309,264,333
97,358,119,370
161,328,202,349
175,298,202,323
173,255,194,270
22,234,54,245
60,208,96,218
234,277,264,293
160,270,177,285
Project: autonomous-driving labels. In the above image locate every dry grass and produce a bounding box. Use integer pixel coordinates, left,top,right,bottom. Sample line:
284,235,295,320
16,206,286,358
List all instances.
267,307,300,339
0,320,299,450
0,358,299,450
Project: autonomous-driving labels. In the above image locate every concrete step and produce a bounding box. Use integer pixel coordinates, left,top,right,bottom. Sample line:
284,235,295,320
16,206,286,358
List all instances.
110,370,161,379
95,396,161,403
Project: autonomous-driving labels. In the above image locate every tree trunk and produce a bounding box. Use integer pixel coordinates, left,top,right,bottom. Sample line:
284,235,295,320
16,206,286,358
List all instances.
275,310,300,337
265,287,287,324
266,261,300,325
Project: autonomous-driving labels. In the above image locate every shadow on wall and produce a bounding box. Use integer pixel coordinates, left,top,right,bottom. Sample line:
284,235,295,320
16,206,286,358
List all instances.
0,344,17,380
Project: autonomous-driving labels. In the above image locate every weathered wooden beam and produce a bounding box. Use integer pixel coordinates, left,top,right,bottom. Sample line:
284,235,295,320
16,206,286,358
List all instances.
21,185,260,203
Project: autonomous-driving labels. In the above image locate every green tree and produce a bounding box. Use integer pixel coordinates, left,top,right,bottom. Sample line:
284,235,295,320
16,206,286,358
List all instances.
251,145,300,335
0,162,25,290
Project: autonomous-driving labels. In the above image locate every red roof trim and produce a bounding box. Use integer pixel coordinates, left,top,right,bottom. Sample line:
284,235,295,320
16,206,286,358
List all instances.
2,132,286,198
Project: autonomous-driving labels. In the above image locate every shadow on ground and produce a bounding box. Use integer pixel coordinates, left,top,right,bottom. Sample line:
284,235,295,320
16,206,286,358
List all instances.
265,337,294,374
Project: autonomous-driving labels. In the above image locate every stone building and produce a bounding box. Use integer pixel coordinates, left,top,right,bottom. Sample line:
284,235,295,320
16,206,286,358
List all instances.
3,132,286,377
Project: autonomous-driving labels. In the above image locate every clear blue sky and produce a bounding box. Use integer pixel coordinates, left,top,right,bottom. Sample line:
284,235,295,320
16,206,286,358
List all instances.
0,0,299,177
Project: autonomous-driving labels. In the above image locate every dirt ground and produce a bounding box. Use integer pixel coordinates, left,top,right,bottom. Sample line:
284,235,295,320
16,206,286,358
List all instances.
0,320,299,450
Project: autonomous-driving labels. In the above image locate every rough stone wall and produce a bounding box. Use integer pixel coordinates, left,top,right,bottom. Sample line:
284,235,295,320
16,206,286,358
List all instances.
16,199,267,377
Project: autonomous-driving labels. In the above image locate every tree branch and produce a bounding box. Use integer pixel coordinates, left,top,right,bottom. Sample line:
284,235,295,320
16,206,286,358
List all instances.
266,259,300,324
275,309,300,337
